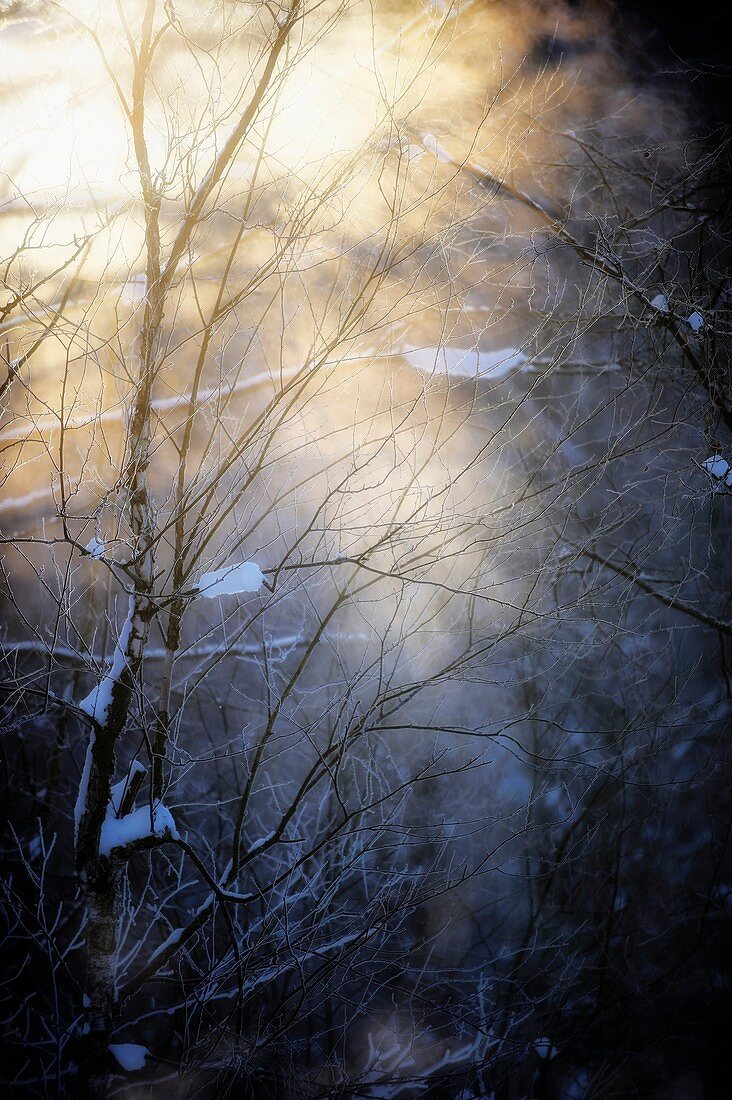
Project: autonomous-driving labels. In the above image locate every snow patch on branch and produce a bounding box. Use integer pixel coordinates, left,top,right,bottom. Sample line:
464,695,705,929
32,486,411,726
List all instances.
77,597,135,725
109,1043,149,1071
74,603,141,842
100,801,178,857
703,454,730,479
74,729,95,842
195,561,265,598
84,537,106,560
421,131,453,163
399,343,528,381
110,760,146,814
702,455,732,489
535,1036,559,1060
143,897,215,972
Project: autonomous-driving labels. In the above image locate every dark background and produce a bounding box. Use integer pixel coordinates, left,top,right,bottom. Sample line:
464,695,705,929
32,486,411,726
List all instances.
619,0,730,120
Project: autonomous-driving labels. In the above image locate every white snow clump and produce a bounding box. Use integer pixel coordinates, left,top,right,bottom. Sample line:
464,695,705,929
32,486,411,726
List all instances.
109,1043,150,1071
99,802,178,857
399,344,528,381
196,561,265,598
534,1037,559,1061
702,455,732,487
84,537,106,560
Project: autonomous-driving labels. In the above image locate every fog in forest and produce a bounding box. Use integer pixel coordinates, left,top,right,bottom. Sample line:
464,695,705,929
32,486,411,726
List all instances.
1,1,730,1097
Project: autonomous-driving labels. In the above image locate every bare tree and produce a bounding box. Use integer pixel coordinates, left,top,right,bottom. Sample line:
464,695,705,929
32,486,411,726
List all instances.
1,1,730,1098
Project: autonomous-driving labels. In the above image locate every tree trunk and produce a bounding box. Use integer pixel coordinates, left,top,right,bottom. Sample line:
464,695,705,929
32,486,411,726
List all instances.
79,865,120,1099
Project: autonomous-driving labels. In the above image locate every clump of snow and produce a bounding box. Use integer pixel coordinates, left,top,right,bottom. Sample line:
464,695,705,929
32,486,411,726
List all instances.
196,561,265,598
100,801,178,857
702,455,729,478
649,293,669,313
535,1037,559,1060
399,344,528,381
704,455,730,490
77,752,171,856
687,311,704,332
84,537,106,560
78,597,135,725
109,1043,150,1071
